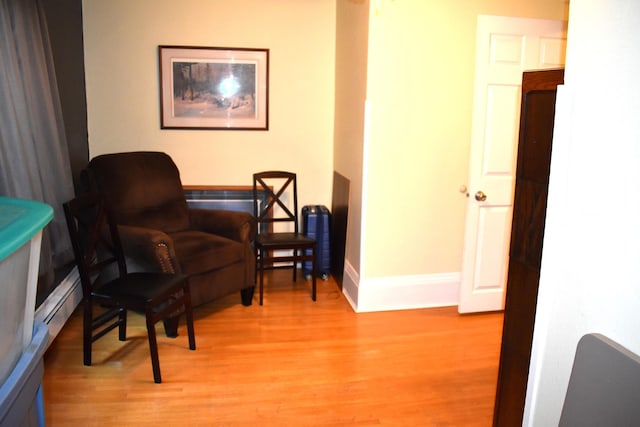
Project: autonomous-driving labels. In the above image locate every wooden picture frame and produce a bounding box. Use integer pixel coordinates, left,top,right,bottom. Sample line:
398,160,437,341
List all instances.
159,45,269,130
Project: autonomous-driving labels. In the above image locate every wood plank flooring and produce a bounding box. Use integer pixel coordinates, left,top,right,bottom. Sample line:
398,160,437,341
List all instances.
42,270,503,426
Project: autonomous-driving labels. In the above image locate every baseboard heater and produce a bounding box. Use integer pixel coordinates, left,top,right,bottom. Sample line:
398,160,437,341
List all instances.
183,185,260,214
34,267,82,349
183,185,269,232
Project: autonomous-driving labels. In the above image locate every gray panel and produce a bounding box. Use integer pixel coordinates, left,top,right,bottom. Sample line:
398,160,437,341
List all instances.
559,333,640,426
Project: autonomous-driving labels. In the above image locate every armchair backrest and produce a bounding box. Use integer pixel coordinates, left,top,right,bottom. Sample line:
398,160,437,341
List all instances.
84,151,190,233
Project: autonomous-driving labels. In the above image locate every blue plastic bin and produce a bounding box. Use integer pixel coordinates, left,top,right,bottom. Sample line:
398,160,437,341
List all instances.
0,322,48,427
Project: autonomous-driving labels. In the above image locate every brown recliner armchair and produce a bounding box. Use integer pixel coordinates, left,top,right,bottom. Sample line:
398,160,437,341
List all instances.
82,151,257,320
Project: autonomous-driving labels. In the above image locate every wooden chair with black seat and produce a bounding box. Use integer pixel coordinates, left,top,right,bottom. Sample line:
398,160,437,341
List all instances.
253,171,317,305
63,191,196,384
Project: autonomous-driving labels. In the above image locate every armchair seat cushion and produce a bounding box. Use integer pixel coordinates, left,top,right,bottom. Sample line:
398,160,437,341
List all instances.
171,231,245,275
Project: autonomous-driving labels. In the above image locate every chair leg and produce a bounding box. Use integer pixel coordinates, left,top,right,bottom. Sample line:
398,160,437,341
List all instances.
118,308,127,341
83,301,92,366
259,261,265,306
145,310,162,384
292,249,298,282
183,285,196,351
311,248,317,302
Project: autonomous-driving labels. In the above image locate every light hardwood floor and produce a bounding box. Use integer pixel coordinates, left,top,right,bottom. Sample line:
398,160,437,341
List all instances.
43,270,503,426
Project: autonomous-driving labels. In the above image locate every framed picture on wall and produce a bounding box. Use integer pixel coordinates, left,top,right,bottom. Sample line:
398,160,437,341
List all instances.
159,45,269,130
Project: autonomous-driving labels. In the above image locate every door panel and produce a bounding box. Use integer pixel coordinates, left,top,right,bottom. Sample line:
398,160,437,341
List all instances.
459,16,566,313
485,85,520,175
475,207,511,291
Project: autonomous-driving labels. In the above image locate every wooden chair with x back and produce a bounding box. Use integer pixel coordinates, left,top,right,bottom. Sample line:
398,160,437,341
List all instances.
252,171,317,305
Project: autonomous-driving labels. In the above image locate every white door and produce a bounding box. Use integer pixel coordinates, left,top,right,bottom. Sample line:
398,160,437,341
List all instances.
458,15,567,314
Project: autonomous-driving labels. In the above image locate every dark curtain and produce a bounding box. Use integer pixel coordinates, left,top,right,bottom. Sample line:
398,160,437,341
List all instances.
0,0,75,294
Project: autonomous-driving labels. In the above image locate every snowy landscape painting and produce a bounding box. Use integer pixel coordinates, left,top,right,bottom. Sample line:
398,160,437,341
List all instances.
159,46,269,130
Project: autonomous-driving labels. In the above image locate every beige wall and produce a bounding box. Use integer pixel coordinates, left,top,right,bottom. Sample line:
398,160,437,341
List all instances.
334,0,568,285
82,0,336,210
334,0,369,275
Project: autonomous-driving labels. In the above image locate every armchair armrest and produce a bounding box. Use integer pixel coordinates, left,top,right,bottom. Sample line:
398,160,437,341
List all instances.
117,224,181,273
189,208,257,243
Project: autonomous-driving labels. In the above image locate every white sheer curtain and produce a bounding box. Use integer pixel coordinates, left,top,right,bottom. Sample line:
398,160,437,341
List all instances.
0,0,75,292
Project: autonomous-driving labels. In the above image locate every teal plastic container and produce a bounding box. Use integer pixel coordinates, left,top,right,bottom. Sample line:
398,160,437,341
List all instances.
0,197,53,386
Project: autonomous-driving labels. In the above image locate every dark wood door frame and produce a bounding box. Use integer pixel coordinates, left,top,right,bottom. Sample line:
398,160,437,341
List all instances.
493,69,565,427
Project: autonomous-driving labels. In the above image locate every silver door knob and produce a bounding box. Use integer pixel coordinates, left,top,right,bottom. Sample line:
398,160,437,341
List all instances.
475,191,487,202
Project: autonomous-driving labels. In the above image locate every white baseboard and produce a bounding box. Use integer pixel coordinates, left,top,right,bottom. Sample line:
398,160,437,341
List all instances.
342,260,460,313
35,267,82,349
